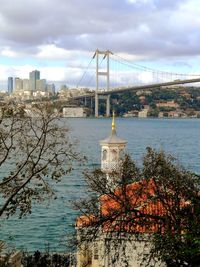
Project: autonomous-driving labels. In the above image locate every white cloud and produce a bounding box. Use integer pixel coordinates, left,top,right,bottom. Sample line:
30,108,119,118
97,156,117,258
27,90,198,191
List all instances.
109,69,154,87
138,72,153,84
1,47,20,58
0,0,200,91
36,44,72,60
127,0,151,4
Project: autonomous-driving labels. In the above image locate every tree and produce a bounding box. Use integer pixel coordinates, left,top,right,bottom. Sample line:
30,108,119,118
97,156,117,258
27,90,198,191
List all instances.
74,149,200,267
143,148,200,266
0,104,82,219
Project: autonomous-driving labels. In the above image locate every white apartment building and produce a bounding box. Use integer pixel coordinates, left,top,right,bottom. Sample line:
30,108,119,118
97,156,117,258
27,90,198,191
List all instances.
36,79,46,91
63,107,86,117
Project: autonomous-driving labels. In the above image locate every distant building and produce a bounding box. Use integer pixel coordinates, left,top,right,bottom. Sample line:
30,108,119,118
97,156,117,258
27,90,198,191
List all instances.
69,89,80,97
123,110,138,117
136,90,152,96
59,86,71,99
47,83,55,94
180,91,191,99
168,111,186,118
22,79,30,91
138,109,148,118
15,78,23,91
32,91,49,99
60,85,68,91
11,70,55,99
7,77,13,95
36,79,46,91
139,95,146,104
156,100,179,108
158,112,164,118
63,107,87,117
29,70,40,91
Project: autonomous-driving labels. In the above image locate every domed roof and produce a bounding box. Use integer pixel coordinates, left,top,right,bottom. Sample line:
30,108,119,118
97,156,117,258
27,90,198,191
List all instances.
100,112,127,145
100,128,127,145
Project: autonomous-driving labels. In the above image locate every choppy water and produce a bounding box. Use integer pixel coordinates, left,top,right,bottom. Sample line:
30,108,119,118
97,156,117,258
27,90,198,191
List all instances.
1,118,200,252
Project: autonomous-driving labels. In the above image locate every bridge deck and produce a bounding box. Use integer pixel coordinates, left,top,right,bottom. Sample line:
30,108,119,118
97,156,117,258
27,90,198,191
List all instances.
73,78,200,100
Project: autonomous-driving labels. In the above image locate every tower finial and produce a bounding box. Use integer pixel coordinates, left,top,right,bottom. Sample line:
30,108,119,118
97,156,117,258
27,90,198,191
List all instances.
112,110,115,131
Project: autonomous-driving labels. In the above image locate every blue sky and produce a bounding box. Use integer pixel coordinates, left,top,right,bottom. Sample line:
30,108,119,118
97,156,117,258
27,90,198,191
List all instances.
0,0,200,90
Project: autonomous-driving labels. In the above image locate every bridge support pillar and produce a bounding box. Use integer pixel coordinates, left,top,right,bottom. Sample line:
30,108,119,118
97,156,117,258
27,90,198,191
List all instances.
84,97,87,106
106,95,110,117
95,92,99,117
91,97,93,109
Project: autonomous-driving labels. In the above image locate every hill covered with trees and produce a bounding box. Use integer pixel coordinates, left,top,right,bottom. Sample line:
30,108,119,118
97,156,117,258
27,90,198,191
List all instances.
97,86,200,117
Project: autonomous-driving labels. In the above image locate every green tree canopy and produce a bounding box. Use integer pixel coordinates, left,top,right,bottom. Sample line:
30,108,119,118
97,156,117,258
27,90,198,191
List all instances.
75,148,200,267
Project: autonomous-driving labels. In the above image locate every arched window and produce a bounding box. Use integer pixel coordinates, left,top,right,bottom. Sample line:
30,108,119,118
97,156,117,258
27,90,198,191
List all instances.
111,149,118,161
102,149,107,160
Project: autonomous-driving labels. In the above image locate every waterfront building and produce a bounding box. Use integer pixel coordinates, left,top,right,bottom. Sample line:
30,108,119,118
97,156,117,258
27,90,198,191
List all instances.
138,108,148,118
7,77,13,95
63,107,87,117
76,115,166,267
29,70,40,91
123,110,139,117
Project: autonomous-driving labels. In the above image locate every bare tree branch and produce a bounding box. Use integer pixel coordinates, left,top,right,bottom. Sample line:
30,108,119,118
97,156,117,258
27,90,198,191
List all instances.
0,104,83,218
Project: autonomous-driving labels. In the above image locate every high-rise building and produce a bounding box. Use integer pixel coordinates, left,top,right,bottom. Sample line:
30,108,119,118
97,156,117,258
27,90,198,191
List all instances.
23,79,30,91
29,70,40,91
36,79,46,91
15,78,23,91
7,77,13,95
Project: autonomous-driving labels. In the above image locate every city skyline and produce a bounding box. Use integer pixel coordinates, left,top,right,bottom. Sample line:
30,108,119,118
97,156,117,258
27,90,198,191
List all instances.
0,0,200,90
7,69,55,99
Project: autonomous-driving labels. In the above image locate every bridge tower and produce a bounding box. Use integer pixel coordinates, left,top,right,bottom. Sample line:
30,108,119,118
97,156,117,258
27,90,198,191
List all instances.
93,49,112,117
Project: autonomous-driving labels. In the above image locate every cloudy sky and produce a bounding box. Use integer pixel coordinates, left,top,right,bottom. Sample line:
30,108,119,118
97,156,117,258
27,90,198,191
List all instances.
0,0,200,90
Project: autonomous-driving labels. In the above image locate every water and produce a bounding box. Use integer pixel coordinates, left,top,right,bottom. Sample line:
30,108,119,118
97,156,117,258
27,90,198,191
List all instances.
0,118,200,252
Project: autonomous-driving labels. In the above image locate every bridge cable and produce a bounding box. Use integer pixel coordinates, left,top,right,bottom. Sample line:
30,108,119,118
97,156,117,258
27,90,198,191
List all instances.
76,57,95,88
112,53,200,77
84,56,105,88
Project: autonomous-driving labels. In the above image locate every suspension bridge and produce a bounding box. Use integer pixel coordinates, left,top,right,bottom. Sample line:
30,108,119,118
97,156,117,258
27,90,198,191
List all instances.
74,49,200,117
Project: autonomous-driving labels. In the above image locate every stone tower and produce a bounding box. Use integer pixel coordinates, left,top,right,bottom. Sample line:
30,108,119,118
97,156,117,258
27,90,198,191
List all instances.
100,112,127,186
